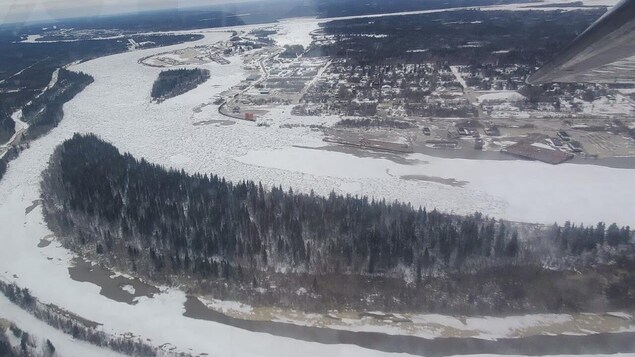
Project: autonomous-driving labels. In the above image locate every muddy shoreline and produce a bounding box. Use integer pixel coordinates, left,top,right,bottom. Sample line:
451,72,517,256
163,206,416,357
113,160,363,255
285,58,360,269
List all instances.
183,296,635,356
56,245,635,355
303,142,635,169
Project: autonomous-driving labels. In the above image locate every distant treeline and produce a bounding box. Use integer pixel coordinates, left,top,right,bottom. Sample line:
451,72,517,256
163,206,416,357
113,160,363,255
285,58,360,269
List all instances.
41,135,632,287
0,32,201,146
312,0,542,18
151,68,210,102
21,69,94,140
0,69,93,182
311,10,603,66
0,112,15,143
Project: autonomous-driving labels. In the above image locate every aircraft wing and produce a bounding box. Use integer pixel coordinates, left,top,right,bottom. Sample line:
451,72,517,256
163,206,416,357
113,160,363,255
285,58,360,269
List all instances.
527,0,635,84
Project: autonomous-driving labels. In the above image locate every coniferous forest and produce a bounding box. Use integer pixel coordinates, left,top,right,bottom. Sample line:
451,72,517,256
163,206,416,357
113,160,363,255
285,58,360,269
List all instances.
150,68,210,102
22,69,94,140
40,134,635,313
0,69,93,181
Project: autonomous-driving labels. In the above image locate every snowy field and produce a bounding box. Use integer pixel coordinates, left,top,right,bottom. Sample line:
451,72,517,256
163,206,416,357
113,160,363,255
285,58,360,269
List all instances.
0,295,124,357
0,2,632,354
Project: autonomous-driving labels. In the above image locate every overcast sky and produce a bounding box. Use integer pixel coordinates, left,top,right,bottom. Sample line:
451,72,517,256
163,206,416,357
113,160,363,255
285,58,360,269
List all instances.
0,0,259,24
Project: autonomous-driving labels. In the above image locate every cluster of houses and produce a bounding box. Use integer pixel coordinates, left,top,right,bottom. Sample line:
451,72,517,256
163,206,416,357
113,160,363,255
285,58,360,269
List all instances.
298,61,476,118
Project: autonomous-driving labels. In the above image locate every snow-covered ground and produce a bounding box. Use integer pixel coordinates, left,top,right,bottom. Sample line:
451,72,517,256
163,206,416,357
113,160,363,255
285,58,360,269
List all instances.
273,18,321,48
478,91,527,103
486,93,635,119
0,7,632,355
0,295,124,357
577,94,635,116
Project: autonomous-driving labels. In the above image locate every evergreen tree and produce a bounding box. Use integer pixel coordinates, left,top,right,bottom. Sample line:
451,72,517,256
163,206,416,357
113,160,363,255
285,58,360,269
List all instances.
494,223,506,257
506,230,519,257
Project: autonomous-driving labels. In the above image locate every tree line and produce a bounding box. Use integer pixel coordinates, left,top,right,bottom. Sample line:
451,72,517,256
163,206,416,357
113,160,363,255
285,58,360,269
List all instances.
0,69,93,182
41,134,633,285
309,10,602,66
21,68,94,140
0,279,165,357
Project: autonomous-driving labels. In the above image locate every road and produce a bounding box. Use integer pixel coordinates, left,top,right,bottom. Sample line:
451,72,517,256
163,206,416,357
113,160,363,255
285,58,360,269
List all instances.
298,59,332,99
450,65,489,120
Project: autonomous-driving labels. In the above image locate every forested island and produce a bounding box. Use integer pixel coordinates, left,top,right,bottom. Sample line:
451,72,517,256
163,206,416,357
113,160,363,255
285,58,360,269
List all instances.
151,68,210,102
41,134,634,313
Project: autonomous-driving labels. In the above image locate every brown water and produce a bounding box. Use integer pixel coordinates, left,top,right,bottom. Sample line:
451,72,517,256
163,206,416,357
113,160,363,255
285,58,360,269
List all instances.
302,141,635,170
37,234,55,248
183,296,635,356
68,258,160,305
401,174,468,187
295,144,423,165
